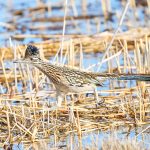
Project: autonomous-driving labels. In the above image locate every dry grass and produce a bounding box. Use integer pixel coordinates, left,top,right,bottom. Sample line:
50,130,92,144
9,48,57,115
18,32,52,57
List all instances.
1,27,150,60
5,133,147,150
101,136,147,150
0,0,150,149
0,28,150,148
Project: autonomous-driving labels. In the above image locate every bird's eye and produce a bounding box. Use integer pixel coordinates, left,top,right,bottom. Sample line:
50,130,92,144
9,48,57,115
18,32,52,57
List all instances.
30,57,39,61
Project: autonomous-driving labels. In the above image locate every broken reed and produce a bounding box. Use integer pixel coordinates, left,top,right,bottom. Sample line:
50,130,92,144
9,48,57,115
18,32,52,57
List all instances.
1,27,150,60
2,0,149,48
0,29,150,147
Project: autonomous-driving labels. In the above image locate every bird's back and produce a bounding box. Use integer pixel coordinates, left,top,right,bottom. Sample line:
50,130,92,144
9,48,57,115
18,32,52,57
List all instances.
32,60,103,93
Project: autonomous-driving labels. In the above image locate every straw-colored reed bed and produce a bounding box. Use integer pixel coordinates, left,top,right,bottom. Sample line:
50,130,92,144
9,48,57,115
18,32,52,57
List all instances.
2,0,149,45
1,27,150,60
0,84,150,147
0,28,150,148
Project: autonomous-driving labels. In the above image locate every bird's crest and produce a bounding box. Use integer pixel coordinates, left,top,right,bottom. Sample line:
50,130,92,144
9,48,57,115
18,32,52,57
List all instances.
24,44,40,60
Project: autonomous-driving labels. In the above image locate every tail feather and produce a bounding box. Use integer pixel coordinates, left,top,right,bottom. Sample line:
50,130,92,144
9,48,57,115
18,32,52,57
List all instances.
92,73,150,81
117,74,150,81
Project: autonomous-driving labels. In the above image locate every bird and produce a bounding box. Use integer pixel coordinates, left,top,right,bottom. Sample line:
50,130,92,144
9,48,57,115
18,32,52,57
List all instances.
14,45,150,107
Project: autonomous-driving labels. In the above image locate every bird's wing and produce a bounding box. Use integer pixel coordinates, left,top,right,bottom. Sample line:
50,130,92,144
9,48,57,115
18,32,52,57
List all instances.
59,66,103,87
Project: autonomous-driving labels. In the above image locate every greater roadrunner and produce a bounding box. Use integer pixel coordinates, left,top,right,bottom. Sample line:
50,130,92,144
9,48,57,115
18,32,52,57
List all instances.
14,45,150,106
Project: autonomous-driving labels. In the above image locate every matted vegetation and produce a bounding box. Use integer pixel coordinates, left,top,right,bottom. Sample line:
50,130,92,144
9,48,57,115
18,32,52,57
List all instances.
0,0,150,149
0,28,150,149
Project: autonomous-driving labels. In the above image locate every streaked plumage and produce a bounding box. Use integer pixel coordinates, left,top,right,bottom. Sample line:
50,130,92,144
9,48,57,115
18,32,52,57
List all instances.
15,45,150,106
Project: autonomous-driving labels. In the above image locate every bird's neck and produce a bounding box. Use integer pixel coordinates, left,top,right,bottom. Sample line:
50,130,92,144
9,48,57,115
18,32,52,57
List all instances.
31,60,61,81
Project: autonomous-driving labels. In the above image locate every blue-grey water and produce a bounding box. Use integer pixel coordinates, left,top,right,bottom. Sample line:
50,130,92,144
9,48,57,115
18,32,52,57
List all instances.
0,0,149,46
0,0,150,149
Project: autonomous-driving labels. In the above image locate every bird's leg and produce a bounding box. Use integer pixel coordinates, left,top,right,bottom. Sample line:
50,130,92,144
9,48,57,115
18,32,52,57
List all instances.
71,94,74,105
94,87,104,107
56,91,65,107
75,93,85,103
67,94,82,106
94,87,99,106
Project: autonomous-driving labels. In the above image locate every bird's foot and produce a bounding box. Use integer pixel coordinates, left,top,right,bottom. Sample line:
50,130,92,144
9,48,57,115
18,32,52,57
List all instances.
95,98,105,108
49,103,62,111
49,106,59,111
67,98,80,106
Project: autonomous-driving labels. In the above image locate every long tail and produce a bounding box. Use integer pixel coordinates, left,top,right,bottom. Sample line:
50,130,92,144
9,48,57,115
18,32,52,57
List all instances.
92,73,150,81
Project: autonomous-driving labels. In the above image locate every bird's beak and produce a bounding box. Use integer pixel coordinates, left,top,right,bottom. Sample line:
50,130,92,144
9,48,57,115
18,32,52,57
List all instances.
13,59,28,63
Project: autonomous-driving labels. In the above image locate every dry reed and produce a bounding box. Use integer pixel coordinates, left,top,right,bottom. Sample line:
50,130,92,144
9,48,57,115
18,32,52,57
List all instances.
0,0,150,149
0,29,150,148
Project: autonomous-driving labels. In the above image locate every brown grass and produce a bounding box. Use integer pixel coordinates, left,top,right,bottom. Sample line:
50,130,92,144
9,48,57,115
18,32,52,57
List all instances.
1,28,150,60
0,28,150,148
0,0,150,149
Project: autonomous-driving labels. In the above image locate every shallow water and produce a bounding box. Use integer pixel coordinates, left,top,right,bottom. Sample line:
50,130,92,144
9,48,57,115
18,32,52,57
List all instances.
0,0,149,46
0,0,149,149
11,126,150,149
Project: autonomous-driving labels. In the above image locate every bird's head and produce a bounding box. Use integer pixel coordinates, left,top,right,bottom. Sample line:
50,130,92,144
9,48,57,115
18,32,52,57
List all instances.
24,44,41,62
13,44,41,64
